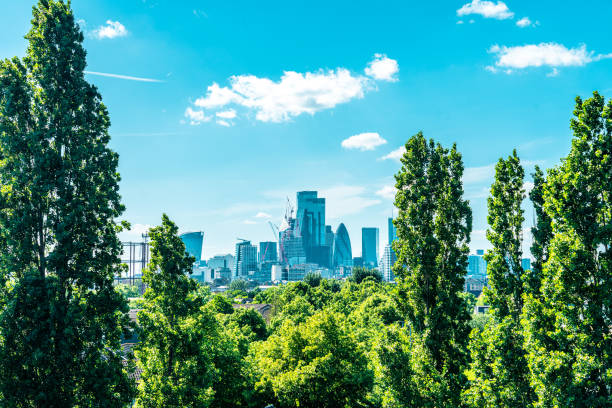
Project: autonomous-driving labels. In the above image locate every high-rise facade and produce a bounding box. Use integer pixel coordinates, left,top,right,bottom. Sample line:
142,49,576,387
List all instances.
380,244,396,282
179,231,204,264
279,217,306,266
388,217,397,246
234,240,258,279
467,250,487,275
362,227,379,268
296,191,330,267
333,223,352,268
259,241,278,263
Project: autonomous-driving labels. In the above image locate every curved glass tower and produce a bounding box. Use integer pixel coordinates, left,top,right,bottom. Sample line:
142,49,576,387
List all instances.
333,223,352,268
179,231,204,264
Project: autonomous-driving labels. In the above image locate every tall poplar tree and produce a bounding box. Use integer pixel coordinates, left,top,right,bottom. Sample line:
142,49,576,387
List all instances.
0,1,134,406
464,150,535,407
136,215,219,408
392,132,472,407
523,92,612,407
524,165,552,295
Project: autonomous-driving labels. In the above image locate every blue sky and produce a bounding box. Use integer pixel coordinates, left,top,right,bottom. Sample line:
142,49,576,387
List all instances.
2,0,611,259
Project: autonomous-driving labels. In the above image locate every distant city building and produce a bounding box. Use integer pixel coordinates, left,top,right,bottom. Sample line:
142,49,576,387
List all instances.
388,217,397,246
353,257,363,268
465,275,488,296
271,264,283,281
325,225,334,267
259,241,278,263
362,227,379,268
179,231,204,264
234,240,258,279
380,244,396,282
279,217,306,266
208,254,235,271
467,250,487,276
297,191,330,267
521,258,531,272
333,223,352,268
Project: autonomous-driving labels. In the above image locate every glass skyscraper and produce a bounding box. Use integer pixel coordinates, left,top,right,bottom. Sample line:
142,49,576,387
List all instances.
179,231,204,264
362,227,379,268
332,223,352,268
259,241,278,263
296,191,330,267
234,240,258,279
388,217,397,246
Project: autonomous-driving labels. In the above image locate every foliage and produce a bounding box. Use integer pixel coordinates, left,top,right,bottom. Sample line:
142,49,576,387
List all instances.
135,215,217,408
209,294,235,314
303,271,322,287
0,1,134,405
116,283,141,299
229,278,249,293
522,92,612,407
392,132,472,407
350,266,383,284
251,310,374,408
464,150,534,407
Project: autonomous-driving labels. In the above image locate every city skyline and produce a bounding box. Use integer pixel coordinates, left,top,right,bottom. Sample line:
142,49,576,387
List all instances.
2,1,610,258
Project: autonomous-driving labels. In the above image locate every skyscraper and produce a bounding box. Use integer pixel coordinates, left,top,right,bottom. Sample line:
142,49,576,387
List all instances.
388,217,397,246
467,250,487,276
362,227,379,268
179,231,204,264
259,241,278,263
332,223,352,268
296,191,330,267
234,240,258,279
381,244,396,282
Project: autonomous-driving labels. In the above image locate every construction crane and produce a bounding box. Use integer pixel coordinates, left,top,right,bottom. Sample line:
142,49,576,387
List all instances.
236,237,249,243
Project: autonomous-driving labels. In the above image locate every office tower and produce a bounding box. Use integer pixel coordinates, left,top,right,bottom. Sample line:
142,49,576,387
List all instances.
352,257,363,268
234,240,258,279
259,241,278,263
332,223,352,268
362,227,379,268
467,250,487,275
179,231,204,264
381,244,397,282
296,191,329,267
279,217,306,266
207,254,235,271
388,217,397,246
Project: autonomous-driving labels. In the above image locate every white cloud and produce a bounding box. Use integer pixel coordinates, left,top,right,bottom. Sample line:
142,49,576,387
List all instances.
463,164,495,184
94,20,128,39
188,54,399,125
255,212,272,219
341,132,387,151
84,71,163,82
365,54,399,82
319,185,381,219
184,107,211,125
516,17,538,28
457,0,514,20
457,20,465,24
376,185,396,200
195,83,243,109
380,146,406,161
523,181,534,193
216,109,237,119
216,119,231,127
488,43,611,72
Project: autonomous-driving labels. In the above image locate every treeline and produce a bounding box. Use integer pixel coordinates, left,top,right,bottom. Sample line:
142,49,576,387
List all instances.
0,1,610,407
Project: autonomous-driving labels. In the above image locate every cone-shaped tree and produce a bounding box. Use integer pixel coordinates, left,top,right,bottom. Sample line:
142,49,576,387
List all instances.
392,132,472,407
0,1,134,406
523,92,612,407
